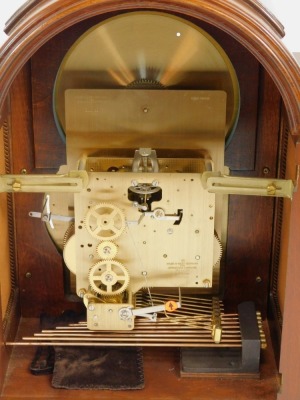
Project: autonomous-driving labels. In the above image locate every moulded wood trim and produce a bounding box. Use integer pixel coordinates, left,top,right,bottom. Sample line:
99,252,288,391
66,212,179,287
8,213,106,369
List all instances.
0,0,299,138
3,0,286,38
242,0,285,36
4,0,41,35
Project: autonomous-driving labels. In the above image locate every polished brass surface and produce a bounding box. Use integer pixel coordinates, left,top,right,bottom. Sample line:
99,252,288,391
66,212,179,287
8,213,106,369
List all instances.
20,296,242,347
53,12,240,141
6,295,266,349
65,89,226,168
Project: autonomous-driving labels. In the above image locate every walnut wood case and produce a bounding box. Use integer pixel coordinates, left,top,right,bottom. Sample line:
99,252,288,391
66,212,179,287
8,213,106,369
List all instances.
0,1,299,399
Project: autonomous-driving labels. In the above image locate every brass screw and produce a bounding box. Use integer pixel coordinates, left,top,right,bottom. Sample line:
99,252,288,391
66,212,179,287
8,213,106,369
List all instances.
267,184,277,195
78,289,86,298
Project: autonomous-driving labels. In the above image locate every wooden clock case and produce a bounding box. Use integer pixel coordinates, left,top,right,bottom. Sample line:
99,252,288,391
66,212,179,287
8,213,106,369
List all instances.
0,1,299,399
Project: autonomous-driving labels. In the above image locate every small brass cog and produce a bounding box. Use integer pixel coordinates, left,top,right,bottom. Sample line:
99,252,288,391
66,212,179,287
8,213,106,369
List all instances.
88,260,129,296
85,203,125,241
96,241,118,259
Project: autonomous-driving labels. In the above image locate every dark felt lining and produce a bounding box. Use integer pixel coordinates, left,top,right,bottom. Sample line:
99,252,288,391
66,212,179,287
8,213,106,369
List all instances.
30,311,144,390
52,346,144,390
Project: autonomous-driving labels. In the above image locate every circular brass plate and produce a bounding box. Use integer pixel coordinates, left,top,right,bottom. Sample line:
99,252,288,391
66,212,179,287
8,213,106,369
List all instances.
53,11,240,141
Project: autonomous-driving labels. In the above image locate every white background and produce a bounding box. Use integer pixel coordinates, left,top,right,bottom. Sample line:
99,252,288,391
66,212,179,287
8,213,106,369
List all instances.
0,1,299,53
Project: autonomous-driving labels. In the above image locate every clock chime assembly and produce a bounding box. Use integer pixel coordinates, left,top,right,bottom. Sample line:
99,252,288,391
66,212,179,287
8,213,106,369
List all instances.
1,11,294,376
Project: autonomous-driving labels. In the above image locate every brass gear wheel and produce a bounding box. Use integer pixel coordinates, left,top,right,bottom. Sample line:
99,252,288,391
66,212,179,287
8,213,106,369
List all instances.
85,203,125,241
88,260,129,296
63,234,77,275
96,241,118,259
127,78,165,89
213,234,223,267
63,223,75,247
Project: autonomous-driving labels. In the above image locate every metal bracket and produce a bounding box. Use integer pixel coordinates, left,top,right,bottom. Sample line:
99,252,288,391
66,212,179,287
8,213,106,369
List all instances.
0,170,88,193
180,301,261,378
202,171,294,199
132,148,159,172
120,299,181,322
139,208,183,225
29,195,74,229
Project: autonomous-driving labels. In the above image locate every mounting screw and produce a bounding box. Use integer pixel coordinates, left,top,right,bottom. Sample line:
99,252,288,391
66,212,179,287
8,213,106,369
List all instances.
21,168,27,174
256,276,262,283
25,272,32,279
263,167,270,175
78,288,86,298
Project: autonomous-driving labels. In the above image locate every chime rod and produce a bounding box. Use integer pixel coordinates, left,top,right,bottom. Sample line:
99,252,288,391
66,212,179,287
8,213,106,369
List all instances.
65,320,240,329
6,342,242,348
52,326,240,334
34,332,241,339
46,328,226,334
22,336,242,344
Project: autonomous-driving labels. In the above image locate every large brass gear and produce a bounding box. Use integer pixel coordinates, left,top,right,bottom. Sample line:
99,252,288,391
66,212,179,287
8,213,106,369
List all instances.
63,234,77,275
85,203,125,241
88,260,129,296
63,223,75,247
213,234,223,267
63,224,76,274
